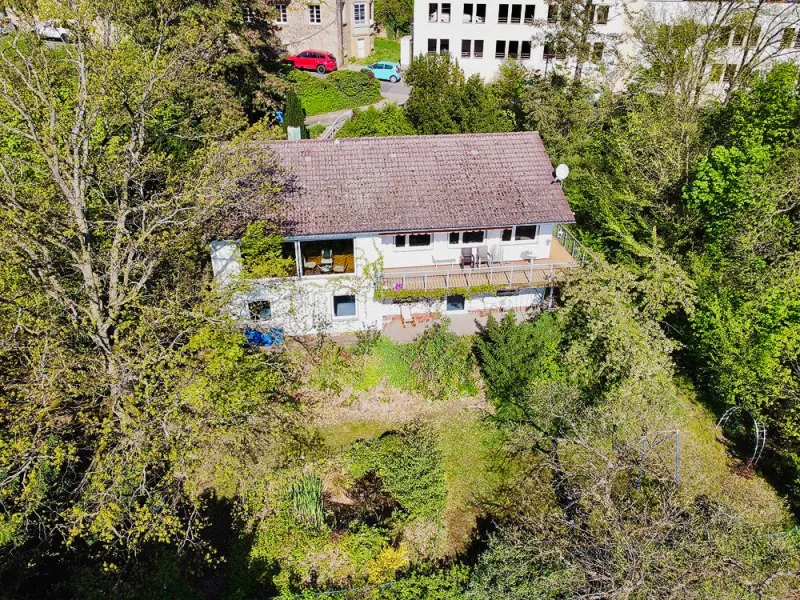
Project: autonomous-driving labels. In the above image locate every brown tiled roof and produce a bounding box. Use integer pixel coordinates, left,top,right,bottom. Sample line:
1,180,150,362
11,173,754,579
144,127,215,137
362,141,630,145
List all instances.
270,132,575,237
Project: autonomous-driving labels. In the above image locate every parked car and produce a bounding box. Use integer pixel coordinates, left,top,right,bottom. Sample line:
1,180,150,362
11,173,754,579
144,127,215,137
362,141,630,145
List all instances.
362,61,402,83
34,21,71,42
285,50,338,74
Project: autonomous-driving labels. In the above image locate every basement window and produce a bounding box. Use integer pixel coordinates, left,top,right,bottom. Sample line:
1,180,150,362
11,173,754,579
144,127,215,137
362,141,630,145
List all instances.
333,295,357,318
249,300,272,320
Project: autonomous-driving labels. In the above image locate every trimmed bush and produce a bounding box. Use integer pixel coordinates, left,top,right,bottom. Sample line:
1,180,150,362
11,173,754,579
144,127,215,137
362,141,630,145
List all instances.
289,70,381,116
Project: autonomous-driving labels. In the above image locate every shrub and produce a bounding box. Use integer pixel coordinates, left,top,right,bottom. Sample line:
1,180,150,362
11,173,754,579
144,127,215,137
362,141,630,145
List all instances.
289,474,324,527
407,318,478,400
353,328,383,356
349,422,447,521
473,312,563,412
336,104,417,138
367,565,470,599
289,70,381,116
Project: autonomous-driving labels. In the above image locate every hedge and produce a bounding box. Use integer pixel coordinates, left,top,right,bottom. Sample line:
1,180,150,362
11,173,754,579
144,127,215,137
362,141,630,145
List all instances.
289,69,382,116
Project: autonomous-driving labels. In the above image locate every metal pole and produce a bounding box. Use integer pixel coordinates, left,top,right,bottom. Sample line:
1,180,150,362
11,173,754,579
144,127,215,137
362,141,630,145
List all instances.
675,431,680,486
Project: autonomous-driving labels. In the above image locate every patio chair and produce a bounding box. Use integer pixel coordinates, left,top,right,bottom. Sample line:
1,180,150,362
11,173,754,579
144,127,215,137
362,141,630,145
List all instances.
303,256,317,274
333,258,347,274
477,245,491,267
321,249,333,266
400,304,416,328
489,245,503,263
460,247,475,268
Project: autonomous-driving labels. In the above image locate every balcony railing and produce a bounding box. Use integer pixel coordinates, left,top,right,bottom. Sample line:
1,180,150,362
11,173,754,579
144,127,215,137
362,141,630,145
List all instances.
554,223,590,264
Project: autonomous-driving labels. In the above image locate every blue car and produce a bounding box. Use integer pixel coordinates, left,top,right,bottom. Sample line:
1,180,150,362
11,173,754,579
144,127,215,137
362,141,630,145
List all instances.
363,61,402,83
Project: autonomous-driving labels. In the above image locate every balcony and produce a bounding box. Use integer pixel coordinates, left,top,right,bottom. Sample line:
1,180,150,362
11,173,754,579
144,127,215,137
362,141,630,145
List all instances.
299,239,355,276
378,225,587,298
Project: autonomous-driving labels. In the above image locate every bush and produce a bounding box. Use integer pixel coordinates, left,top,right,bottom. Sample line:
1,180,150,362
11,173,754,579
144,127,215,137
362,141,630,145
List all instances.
349,422,447,521
407,318,478,400
336,104,417,138
353,328,383,356
473,312,563,412
289,70,381,116
239,222,296,278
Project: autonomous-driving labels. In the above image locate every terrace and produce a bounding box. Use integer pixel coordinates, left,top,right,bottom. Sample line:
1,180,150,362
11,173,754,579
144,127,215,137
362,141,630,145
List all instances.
379,225,586,297
298,239,355,276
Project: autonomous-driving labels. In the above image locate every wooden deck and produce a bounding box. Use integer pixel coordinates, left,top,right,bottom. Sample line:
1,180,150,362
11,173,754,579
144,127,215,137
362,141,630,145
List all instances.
381,237,580,293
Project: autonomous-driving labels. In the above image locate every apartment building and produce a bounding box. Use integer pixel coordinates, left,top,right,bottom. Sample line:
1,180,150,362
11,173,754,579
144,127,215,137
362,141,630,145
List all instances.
412,0,800,82
209,132,583,337
269,0,375,62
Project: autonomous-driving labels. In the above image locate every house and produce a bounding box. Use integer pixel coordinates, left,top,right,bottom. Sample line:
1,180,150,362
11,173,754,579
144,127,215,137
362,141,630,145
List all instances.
412,0,800,86
270,0,376,63
209,132,585,337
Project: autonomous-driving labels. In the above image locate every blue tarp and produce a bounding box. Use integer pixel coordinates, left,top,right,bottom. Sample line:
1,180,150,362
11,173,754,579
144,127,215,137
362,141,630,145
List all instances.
245,328,285,347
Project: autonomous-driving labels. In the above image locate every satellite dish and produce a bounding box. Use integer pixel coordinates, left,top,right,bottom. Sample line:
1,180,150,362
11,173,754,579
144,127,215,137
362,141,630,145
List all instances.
554,164,570,181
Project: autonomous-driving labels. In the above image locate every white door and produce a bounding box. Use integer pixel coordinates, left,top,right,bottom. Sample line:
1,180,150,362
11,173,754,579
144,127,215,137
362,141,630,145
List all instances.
357,38,366,58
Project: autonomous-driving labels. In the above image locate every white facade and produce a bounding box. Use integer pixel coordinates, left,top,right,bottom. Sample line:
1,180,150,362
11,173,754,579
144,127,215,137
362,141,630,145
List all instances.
210,224,573,336
412,0,800,83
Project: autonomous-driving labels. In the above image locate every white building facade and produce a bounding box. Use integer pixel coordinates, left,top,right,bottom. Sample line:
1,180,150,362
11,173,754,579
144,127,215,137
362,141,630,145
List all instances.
412,0,800,83
209,133,583,337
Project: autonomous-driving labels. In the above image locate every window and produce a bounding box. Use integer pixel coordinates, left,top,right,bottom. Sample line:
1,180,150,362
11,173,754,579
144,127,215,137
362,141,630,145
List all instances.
439,38,449,53
464,3,486,23
474,39,484,57
461,39,471,58
498,4,509,24
395,234,407,247
409,233,432,247
354,3,366,25
449,232,460,245
309,4,321,23
495,40,506,59
501,228,513,242
515,225,538,241
710,63,723,83
446,294,465,311
276,3,287,23
595,5,609,24
510,4,522,24
441,3,451,22
463,230,485,244
592,41,604,62
723,63,736,83
782,28,795,49
524,5,535,24
748,25,760,47
242,6,254,23
508,40,519,59
732,27,745,47
333,295,356,318
521,40,531,59
547,4,558,23
429,2,438,22
555,42,567,60
428,38,437,54
717,25,732,45
543,43,554,59
249,301,271,320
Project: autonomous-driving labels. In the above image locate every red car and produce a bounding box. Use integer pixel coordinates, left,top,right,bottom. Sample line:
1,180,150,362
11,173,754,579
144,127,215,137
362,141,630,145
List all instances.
285,50,338,74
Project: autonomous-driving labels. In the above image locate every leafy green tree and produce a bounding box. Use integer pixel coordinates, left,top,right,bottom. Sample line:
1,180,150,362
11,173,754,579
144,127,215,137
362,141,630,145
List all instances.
375,0,414,38
285,89,309,138
403,53,465,135
336,103,418,138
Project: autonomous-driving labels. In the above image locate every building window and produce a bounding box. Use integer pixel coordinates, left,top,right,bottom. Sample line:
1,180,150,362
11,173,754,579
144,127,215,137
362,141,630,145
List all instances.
429,2,438,21
333,295,356,318
555,42,567,60
592,42,604,61
498,4,508,24
495,40,506,59
543,43,554,59
508,40,519,59
439,38,450,52
474,39,484,57
446,294,465,311
450,231,485,245
276,3,287,23
710,63,723,83
781,28,795,49
521,40,531,59
515,225,538,241
427,38,437,54
463,3,486,23
441,3,451,22
242,6,254,23
731,27,745,47
748,25,760,47
395,234,407,247
501,228,513,241
354,3,366,25
249,300,272,320
461,39,471,58
510,4,522,23
595,5,609,24
410,233,432,247
547,4,558,23
309,4,321,23
524,5,535,24
723,63,736,83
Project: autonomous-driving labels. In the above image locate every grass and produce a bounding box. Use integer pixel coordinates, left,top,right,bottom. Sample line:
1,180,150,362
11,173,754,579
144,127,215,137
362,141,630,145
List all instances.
308,123,327,138
349,38,401,66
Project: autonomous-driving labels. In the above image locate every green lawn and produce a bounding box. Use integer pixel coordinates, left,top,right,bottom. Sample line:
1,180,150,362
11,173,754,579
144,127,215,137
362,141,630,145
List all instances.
349,37,401,66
